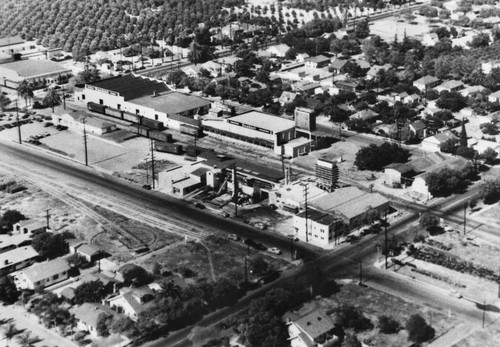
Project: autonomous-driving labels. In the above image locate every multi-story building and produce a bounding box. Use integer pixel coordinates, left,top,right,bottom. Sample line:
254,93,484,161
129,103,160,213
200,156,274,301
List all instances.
293,209,341,248
315,158,339,192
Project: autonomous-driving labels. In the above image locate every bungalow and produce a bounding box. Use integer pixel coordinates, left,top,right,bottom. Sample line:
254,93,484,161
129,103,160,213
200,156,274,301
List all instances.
16,257,71,290
409,120,427,139
0,234,32,254
0,246,38,276
481,60,500,74
413,75,440,92
105,286,155,321
295,53,310,63
434,80,464,93
284,309,339,347
335,80,358,92
267,44,291,58
182,65,203,78
278,91,297,106
460,85,487,97
74,244,102,262
355,59,371,70
329,58,348,74
422,33,440,46
13,219,46,235
305,55,330,69
71,303,118,337
404,93,421,104
384,163,416,187
488,90,500,103
366,64,392,80
350,109,379,122
421,131,458,152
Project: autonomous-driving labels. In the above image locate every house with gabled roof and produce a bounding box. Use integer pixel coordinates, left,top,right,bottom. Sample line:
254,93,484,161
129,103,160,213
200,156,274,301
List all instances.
105,286,156,321
13,219,46,235
16,257,71,290
284,309,340,347
434,80,464,93
267,44,291,57
329,58,348,74
413,75,440,92
305,55,331,69
279,91,297,106
421,131,458,152
0,246,38,276
71,303,118,337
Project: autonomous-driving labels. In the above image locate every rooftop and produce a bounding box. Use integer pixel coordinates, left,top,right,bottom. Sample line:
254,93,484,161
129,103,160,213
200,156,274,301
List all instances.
0,35,24,48
294,310,336,339
0,60,70,79
229,111,295,133
275,182,326,205
307,55,330,64
132,91,211,115
22,258,70,283
86,74,168,101
296,208,327,220
0,247,38,270
310,186,365,212
0,233,32,249
71,303,115,327
76,244,101,256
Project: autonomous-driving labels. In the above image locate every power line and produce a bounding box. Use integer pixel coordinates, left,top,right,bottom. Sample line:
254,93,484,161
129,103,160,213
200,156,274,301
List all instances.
83,118,88,166
150,138,156,189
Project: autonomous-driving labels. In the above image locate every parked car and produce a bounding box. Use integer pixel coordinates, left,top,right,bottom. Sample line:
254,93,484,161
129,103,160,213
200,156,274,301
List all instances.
255,222,267,230
267,247,281,255
219,211,230,218
194,202,205,209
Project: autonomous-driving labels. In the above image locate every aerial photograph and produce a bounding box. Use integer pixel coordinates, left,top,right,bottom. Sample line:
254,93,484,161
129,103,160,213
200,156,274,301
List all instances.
1,0,500,346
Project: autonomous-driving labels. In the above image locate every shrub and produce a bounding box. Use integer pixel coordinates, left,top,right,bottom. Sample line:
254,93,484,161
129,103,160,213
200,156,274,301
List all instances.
378,315,400,334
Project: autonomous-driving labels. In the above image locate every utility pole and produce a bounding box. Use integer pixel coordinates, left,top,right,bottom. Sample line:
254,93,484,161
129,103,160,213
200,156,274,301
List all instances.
62,85,66,110
359,257,363,285
244,252,248,283
233,164,238,217
83,118,88,166
303,183,309,243
45,209,50,229
463,202,467,235
150,139,156,189
384,209,388,269
482,301,486,328
15,100,21,144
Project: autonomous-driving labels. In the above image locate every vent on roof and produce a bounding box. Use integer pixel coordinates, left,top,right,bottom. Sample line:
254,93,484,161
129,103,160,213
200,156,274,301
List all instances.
307,321,311,325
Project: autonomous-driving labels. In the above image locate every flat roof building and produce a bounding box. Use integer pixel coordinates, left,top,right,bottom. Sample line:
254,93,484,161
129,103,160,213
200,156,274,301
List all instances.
0,246,38,275
0,59,71,89
316,158,339,192
203,111,296,154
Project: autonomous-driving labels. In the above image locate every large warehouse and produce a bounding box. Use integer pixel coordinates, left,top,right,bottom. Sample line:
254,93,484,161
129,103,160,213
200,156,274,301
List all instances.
75,74,212,129
0,59,71,89
203,111,303,154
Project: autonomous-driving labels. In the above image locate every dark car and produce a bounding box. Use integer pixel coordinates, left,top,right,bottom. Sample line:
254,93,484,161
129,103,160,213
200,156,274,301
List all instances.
194,202,206,209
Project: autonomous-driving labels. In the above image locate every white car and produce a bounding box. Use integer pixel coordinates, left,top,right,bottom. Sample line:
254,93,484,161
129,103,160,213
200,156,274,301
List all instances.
267,247,281,255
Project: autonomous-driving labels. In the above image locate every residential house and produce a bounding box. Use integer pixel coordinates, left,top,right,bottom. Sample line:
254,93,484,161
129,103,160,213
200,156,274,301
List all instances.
71,303,118,337
350,109,379,122
404,93,421,104
488,90,500,103
334,80,358,92
295,81,321,94
284,309,340,347
16,257,71,290
366,64,392,80
295,53,310,63
413,75,440,92
0,234,32,254
0,246,38,276
305,55,331,69
74,244,102,262
384,163,416,187
434,80,464,93
182,65,203,78
460,85,487,97
201,60,223,77
354,59,371,70
421,131,458,152
267,44,291,57
13,219,46,235
482,61,500,74
409,120,427,139
293,209,341,248
329,59,348,74
422,33,440,46
105,286,156,321
411,156,470,200
278,91,297,106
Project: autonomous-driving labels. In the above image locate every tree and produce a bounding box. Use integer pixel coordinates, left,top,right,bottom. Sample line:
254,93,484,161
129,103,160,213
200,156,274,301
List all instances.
249,256,270,276
0,93,11,111
344,334,362,347
425,167,470,197
16,331,36,347
440,138,458,154
419,213,439,228
467,33,490,48
43,88,61,113
355,18,370,39
406,314,435,344
31,232,68,260
244,310,287,347
460,120,468,147
378,315,400,334
3,323,17,347
159,279,182,301
335,305,373,332
1,210,25,229
354,143,410,171
479,179,500,204
436,91,467,112
284,47,297,60
96,312,112,337
455,146,476,160
74,281,106,304
481,147,498,164
0,276,19,304
17,80,34,108
75,70,101,85
480,122,499,135
120,264,152,286
111,317,138,338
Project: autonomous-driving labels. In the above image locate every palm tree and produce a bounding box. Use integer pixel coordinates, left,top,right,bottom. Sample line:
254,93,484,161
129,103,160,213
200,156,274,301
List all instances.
3,322,17,347
17,80,34,108
16,331,36,347
42,88,61,113
159,279,182,300
187,42,204,65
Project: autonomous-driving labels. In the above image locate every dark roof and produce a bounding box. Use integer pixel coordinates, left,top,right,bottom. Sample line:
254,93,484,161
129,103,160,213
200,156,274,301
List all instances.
296,208,326,220
133,91,211,116
86,75,168,101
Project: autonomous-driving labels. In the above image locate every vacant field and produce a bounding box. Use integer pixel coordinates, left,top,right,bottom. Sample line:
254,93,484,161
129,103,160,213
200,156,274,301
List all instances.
141,234,288,282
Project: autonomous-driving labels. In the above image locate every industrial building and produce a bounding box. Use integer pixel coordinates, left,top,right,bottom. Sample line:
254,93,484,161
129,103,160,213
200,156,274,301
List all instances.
203,111,308,155
0,59,71,89
293,209,341,248
74,74,211,130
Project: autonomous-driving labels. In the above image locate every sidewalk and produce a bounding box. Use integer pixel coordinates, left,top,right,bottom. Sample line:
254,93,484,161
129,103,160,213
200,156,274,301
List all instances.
429,323,478,347
0,303,79,347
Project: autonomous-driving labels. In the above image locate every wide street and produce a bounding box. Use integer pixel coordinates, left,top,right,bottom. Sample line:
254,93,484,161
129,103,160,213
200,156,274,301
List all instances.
1,135,496,346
